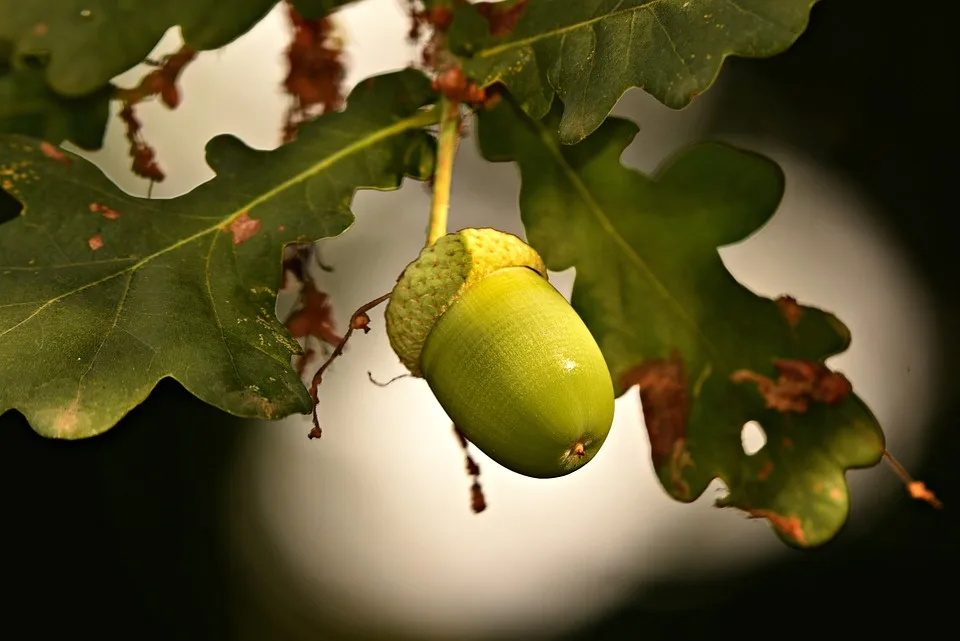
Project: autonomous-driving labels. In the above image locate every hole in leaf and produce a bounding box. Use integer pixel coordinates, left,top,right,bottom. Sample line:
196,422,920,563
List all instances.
0,40,12,75
0,186,22,225
741,421,767,456
18,50,50,70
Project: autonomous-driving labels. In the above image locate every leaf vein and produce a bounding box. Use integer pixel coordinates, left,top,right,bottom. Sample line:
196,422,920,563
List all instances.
0,257,138,271
76,271,133,391
720,0,790,32
205,232,243,385
0,109,432,340
649,5,694,83
477,0,669,58
530,115,722,362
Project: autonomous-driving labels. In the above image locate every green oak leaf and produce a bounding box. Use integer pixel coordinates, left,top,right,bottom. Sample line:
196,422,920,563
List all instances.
451,0,818,144
476,96,885,547
292,0,360,19
0,0,276,96
0,68,111,149
0,0,358,98
0,69,437,439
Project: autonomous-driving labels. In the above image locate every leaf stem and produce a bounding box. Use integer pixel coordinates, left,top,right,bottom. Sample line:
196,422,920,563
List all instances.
426,96,461,247
882,449,942,509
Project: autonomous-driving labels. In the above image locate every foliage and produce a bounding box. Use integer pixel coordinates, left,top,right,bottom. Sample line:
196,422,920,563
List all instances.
0,68,110,150
0,70,435,438
477,98,884,546
449,0,819,143
2,0,281,95
0,0,931,546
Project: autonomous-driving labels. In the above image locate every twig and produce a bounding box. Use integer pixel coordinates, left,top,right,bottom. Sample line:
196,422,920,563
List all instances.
314,247,334,272
425,95,460,247
307,292,391,439
367,371,411,387
883,450,942,509
453,425,486,513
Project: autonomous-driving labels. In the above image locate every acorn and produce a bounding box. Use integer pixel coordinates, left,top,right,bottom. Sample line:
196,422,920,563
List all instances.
385,228,615,478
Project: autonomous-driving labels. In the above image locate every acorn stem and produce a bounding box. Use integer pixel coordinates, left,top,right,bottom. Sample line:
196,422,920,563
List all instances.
426,96,460,247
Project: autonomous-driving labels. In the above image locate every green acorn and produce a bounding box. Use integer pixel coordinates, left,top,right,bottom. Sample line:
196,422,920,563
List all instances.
385,228,615,478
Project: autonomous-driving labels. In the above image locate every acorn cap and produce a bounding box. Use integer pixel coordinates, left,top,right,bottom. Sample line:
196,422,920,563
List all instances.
385,228,547,377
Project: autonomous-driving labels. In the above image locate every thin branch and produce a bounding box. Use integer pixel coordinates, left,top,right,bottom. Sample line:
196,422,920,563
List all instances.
367,371,411,387
307,292,391,439
453,425,486,513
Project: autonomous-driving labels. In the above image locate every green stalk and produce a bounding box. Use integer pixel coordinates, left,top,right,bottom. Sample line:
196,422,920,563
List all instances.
426,96,461,247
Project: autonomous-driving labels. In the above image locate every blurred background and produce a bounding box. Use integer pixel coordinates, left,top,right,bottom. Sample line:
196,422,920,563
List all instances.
1,0,956,638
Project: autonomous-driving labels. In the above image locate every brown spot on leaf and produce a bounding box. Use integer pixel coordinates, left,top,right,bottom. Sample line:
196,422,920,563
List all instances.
55,399,80,436
87,234,104,251
621,351,688,467
746,509,806,545
227,212,262,245
757,460,774,481
731,359,851,413
39,141,71,166
782,436,794,449
33,23,48,36
830,487,844,501
89,202,120,219
776,295,804,328
475,0,530,36
811,369,853,404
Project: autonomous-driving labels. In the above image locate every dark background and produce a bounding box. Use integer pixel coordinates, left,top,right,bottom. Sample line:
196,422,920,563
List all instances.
2,1,956,638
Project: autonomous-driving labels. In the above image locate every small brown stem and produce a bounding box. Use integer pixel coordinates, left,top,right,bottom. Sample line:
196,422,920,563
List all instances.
367,371,411,387
453,425,486,513
883,450,942,509
314,248,334,272
307,292,391,439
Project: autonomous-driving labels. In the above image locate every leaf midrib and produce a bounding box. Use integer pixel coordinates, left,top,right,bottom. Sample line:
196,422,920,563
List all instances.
475,0,791,59
0,107,436,340
477,1,667,58
529,114,724,365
